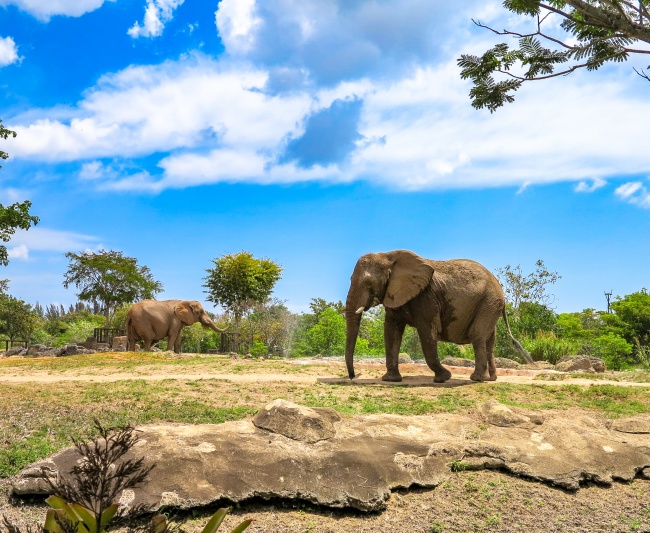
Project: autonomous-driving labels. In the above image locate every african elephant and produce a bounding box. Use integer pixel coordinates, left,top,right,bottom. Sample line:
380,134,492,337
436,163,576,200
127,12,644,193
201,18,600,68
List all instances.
126,300,228,353
345,250,532,383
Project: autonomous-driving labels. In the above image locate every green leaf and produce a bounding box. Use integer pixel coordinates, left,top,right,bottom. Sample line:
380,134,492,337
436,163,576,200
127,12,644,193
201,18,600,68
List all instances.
99,504,119,530
46,495,70,511
229,519,253,533
44,510,65,533
70,503,97,533
201,507,231,533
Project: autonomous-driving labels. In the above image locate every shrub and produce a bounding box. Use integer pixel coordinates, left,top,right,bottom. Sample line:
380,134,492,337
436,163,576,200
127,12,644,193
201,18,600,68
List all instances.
524,333,579,364
3,421,251,533
593,333,634,371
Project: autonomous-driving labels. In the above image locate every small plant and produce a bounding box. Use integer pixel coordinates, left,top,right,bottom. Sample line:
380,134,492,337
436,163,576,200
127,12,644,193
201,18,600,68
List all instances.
2,421,251,533
450,460,471,473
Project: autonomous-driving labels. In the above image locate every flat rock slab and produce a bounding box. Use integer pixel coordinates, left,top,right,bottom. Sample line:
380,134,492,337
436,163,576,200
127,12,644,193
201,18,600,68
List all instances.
12,400,650,513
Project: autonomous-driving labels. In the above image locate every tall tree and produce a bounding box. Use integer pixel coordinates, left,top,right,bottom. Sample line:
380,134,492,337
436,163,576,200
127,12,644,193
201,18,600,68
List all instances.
496,259,561,312
63,250,163,326
459,1,650,111
0,119,39,267
203,251,282,351
0,295,40,343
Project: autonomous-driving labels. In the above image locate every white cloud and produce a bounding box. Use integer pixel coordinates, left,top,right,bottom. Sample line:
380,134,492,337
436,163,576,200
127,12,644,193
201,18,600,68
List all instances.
128,0,185,38
215,0,480,87
8,227,103,253
7,244,29,261
575,178,607,193
7,0,650,194
0,36,19,67
0,0,110,21
615,181,650,208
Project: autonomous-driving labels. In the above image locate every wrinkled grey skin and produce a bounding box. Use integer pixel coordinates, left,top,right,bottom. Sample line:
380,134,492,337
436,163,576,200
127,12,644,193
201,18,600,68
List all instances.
126,300,228,353
345,250,532,383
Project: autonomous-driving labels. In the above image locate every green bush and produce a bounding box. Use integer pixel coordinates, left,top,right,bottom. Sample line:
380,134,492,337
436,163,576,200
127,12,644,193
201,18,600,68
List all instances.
438,342,465,359
593,333,634,371
524,333,579,364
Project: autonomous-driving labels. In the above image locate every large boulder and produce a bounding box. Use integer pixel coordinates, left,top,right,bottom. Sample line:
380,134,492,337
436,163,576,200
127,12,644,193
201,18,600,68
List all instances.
555,356,606,373
12,401,650,514
252,399,340,443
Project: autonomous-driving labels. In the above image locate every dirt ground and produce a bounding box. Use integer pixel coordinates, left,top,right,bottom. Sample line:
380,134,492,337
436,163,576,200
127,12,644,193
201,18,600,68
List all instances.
1,359,649,532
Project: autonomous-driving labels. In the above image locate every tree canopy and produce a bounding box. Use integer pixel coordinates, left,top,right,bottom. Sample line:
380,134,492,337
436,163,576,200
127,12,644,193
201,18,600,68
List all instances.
203,251,283,322
0,119,39,267
63,250,163,325
458,1,650,111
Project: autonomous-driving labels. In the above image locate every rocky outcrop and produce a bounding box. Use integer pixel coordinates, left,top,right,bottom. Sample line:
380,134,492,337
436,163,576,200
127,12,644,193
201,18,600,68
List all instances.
5,344,101,357
555,356,606,373
12,400,650,514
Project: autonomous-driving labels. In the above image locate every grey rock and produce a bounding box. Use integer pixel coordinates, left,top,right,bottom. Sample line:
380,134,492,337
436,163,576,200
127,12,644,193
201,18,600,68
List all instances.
494,357,521,369
12,401,650,513
440,357,474,368
610,417,650,434
112,336,128,350
555,356,606,373
253,399,341,443
5,347,26,356
398,353,412,364
26,344,47,356
479,400,533,428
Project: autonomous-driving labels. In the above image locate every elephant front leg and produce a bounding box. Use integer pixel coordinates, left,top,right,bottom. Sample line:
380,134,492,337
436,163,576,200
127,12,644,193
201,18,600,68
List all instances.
382,312,405,382
418,328,451,383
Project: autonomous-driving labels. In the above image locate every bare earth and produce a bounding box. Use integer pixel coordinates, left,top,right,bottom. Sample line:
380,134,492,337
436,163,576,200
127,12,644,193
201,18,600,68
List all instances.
1,359,649,532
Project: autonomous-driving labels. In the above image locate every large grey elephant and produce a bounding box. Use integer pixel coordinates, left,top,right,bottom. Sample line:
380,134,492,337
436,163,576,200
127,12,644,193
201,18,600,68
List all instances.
345,250,532,383
126,300,228,353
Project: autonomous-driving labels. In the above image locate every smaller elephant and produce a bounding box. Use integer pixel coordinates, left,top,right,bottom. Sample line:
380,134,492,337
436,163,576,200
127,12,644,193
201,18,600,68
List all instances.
126,300,228,353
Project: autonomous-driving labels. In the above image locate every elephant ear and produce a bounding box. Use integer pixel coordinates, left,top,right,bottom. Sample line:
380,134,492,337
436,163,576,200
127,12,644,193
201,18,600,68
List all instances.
174,301,195,325
383,250,434,308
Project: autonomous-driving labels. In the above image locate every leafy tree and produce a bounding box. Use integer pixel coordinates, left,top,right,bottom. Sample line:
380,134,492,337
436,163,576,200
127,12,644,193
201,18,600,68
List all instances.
243,299,295,356
63,250,163,326
593,331,634,370
0,119,39,267
0,295,40,342
609,290,650,344
203,251,282,350
496,260,561,311
303,307,346,356
459,1,650,112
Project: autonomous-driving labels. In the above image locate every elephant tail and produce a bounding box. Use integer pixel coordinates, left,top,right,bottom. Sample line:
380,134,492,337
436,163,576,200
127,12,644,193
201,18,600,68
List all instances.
501,308,534,364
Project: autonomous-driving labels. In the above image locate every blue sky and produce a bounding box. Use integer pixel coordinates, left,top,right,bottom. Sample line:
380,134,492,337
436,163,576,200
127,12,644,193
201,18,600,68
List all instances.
1,0,649,315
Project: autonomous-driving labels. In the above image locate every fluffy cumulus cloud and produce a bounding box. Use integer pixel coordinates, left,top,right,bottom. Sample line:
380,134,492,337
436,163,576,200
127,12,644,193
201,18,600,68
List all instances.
0,0,110,21
216,0,471,89
128,0,185,38
6,0,650,195
0,36,19,67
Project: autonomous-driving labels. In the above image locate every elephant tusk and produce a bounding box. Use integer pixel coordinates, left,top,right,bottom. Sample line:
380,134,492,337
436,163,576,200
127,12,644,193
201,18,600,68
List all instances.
355,306,364,314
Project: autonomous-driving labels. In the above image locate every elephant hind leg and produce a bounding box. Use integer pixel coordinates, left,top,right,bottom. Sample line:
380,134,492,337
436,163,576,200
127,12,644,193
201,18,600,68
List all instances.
469,338,490,382
486,330,497,381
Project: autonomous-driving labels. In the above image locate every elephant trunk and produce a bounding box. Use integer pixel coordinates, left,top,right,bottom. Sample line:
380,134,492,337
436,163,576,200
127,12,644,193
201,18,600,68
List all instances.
202,316,230,333
345,304,363,380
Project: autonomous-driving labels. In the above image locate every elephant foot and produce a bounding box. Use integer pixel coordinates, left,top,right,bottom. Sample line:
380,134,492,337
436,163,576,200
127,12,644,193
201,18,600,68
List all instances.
382,372,403,382
469,370,490,382
433,367,452,383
